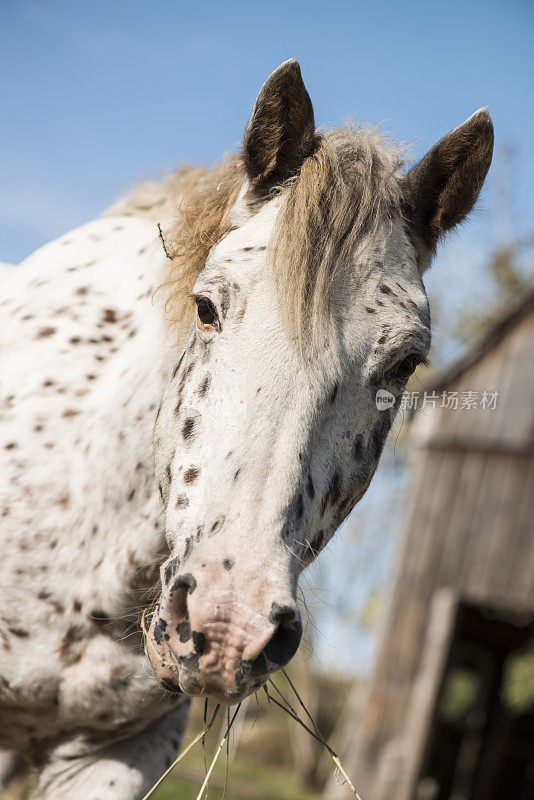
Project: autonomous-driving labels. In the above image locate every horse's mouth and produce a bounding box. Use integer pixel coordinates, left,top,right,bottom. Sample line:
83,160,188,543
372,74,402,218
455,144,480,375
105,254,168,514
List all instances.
151,646,267,705
143,609,267,705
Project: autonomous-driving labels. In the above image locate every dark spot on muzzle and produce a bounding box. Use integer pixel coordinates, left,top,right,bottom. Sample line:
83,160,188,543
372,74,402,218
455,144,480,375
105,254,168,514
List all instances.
153,620,164,646
176,621,192,643
170,573,197,595
192,631,206,654
178,652,200,672
164,557,180,585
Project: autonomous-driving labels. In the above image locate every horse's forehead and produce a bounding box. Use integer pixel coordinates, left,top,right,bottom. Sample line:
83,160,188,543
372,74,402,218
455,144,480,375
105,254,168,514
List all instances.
214,196,281,261
358,221,425,296
202,212,277,292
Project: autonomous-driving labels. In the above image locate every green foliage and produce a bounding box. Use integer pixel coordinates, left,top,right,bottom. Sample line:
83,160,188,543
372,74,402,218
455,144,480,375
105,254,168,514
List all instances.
438,666,481,724
501,650,534,716
154,762,321,800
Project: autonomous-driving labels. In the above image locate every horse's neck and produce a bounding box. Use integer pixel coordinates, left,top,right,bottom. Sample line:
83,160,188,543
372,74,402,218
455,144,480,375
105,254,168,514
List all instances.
75,328,172,609
6,214,181,613
67,220,180,611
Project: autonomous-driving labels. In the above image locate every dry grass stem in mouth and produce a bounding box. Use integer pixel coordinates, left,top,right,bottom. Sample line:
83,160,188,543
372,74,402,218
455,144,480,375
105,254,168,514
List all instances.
140,606,155,643
139,607,358,797
139,704,221,800
140,607,152,665
265,679,362,798
194,704,241,800
281,668,322,736
222,707,231,800
202,697,209,780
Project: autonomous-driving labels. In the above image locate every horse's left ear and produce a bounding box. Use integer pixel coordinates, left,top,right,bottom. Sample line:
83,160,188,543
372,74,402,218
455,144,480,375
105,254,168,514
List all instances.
402,109,494,258
243,59,317,191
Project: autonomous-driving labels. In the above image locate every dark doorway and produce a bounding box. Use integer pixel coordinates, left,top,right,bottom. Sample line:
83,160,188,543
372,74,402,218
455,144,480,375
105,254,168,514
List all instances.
416,601,534,800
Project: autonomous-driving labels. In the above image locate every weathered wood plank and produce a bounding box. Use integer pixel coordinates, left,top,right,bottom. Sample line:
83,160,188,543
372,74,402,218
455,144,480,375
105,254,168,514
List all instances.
334,300,534,800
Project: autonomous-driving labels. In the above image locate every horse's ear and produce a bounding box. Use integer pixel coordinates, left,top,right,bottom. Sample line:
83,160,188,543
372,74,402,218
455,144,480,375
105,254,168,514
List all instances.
243,59,317,191
402,109,494,257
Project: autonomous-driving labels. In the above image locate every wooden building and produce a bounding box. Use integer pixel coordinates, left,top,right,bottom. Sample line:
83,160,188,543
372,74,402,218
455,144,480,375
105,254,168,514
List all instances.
327,288,534,800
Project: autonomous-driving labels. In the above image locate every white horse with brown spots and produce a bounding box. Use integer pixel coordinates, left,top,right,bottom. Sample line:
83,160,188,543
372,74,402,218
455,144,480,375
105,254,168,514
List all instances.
0,61,492,799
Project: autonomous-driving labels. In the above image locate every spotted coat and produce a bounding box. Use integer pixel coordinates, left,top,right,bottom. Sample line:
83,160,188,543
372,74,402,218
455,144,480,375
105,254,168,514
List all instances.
0,216,189,798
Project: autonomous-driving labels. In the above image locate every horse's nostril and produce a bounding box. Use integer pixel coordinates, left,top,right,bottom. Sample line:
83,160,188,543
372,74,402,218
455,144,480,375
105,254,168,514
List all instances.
160,573,197,636
170,572,197,595
269,602,297,626
263,603,302,667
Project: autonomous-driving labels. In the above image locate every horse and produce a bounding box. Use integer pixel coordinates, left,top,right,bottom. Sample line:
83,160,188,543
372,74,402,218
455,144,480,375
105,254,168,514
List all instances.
0,60,493,798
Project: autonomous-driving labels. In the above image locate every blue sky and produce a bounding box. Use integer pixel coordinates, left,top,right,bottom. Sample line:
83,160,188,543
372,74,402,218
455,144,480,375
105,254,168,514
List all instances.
1,0,533,266
1,0,533,674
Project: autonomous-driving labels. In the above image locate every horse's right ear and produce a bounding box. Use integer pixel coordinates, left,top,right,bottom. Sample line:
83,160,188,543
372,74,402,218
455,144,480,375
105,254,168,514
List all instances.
243,59,317,192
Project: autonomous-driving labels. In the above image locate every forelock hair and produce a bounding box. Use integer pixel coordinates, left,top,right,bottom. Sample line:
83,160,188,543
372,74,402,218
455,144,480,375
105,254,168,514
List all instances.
270,125,405,348
115,125,404,347
109,157,244,339
157,158,244,338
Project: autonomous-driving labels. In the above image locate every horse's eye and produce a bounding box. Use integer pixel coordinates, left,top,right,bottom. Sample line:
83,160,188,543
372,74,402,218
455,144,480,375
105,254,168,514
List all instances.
195,297,218,329
385,353,424,386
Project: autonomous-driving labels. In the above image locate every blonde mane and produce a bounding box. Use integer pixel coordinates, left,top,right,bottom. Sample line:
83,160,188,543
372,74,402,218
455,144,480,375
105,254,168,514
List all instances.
116,125,404,345
271,125,404,345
